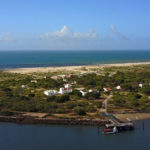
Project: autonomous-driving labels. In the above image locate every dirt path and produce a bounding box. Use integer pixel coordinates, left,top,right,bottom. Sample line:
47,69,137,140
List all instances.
101,95,112,113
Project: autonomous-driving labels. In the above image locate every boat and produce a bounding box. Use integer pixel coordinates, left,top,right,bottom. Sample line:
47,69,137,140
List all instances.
103,126,118,134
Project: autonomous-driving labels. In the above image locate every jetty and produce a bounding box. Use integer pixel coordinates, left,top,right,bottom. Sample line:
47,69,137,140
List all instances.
101,95,134,132
106,119,134,131
101,112,134,131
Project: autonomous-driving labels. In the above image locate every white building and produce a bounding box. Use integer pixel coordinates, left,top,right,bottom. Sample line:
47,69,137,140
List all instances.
103,87,112,92
59,87,72,94
21,85,28,88
88,89,93,93
139,83,143,88
116,85,121,90
75,87,85,91
63,78,67,82
43,76,47,79
80,90,87,96
31,80,37,83
44,90,58,96
64,84,72,89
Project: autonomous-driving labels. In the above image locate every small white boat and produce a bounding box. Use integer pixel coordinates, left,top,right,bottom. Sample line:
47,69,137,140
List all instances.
103,126,118,134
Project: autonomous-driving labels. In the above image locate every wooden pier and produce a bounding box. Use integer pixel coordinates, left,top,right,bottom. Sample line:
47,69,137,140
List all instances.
105,119,134,131
100,95,134,131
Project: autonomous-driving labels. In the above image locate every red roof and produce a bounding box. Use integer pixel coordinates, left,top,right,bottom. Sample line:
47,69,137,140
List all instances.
106,87,112,91
64,87,72,90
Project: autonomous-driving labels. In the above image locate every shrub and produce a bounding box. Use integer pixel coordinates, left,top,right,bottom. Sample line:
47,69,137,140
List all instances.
0,109,14,116
66,101,77,109
47,95,56,102
85,92,100,99
74,106,86,115
72,90,82,97
55,108,66,114
28,93,35,97
77,101,89,107
113,94,126,107
56,94,70,103
95,101,102,108
85,105,96,112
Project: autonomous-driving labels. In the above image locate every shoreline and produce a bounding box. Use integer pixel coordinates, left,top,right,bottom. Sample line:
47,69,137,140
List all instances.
0,115,108,126
4,61,150,74
114,112,150,122
1,112,150,126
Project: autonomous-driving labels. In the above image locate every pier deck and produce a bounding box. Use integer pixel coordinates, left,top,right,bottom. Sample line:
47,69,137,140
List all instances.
106,119,134,128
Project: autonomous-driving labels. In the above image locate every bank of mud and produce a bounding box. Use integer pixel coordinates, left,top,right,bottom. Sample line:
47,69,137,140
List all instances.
0,115,108,126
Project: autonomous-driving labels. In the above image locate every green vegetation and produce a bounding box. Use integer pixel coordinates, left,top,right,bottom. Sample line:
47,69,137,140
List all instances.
1,64,150,117
74,106,86,116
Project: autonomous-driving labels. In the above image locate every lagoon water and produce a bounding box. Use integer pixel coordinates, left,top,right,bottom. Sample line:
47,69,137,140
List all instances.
0,120,150,150
0,50,150,69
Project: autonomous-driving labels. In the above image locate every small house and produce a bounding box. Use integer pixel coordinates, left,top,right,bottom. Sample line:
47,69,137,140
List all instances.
59,87,72,94
21,85,28,88
116,85,121,90
44,90,58,96
80,90,87,96
88,89,93,93
103,87,112,92
31,80,37,83
139,83,143,88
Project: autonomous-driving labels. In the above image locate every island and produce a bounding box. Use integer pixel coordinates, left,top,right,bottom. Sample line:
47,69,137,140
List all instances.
0,62,150,125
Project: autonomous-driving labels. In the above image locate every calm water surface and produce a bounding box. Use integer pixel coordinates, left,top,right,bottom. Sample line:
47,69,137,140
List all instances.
0,120,150,150
0,50,150,69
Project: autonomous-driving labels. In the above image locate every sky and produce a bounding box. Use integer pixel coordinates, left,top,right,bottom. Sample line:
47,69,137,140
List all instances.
0,0,150,50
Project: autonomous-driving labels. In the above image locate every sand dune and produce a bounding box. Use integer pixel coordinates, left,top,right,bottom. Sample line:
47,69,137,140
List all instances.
5,62,150,74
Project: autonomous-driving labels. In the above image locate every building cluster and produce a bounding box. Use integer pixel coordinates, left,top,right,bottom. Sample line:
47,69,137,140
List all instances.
44,84,72,96
78,89,99,96
103,83,146,93
43,72,149,97
51,74,76,82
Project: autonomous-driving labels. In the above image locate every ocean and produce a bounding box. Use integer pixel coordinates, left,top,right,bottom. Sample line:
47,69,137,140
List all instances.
0,120,149,150
0,50,150,69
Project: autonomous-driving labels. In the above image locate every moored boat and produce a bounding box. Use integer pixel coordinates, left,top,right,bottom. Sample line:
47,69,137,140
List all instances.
103,126,118,134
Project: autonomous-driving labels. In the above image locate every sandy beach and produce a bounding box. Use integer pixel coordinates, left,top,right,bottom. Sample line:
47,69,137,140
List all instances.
114,113,150,121
5,62,150,74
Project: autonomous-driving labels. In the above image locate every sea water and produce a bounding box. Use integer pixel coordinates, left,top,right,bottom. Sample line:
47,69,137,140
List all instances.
0,50,150,69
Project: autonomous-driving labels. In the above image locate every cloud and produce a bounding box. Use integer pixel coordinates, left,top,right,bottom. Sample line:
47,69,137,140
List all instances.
41,25,98,41
110,24,128,40
1,25,140,50
0,33,15,42
37,26,100,50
